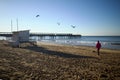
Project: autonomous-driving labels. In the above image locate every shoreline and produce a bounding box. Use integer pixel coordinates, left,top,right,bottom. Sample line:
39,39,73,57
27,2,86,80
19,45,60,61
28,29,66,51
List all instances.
37,41,120,51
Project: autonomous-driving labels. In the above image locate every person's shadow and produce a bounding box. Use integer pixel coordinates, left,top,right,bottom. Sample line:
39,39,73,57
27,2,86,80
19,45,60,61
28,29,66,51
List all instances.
21,45,98,59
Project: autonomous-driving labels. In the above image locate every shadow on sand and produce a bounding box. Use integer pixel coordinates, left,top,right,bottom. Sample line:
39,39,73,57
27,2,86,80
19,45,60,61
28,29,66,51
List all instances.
21,45,97,59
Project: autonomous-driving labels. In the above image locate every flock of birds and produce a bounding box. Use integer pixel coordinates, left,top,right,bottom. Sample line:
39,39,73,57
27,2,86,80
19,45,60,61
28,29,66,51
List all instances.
36,14,76,28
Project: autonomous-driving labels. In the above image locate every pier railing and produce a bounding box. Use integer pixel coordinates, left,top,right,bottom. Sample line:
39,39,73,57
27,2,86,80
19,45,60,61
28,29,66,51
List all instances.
0,32,12,37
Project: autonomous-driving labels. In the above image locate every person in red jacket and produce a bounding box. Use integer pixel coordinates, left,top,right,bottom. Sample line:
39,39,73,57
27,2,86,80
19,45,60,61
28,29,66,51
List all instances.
96,41,101,55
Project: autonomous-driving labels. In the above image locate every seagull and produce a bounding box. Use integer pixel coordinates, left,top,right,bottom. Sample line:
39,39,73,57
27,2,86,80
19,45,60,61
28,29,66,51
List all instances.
57,22,60,26
71,25,76,28
36,15,40,17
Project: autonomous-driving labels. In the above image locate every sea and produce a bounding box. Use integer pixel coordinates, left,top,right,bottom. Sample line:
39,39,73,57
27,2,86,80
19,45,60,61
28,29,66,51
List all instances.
31,36,120,50
0,36,120,50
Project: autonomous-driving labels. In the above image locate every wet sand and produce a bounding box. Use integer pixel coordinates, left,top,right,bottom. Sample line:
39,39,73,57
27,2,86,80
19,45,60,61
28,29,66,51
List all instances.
0,40,120,80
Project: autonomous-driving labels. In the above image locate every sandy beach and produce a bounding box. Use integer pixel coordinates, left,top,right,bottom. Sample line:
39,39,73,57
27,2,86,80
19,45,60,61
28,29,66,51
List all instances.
0,40,120,80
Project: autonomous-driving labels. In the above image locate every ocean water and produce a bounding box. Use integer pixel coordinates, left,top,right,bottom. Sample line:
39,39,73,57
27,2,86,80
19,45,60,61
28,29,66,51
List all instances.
1,36,120,50
38,36,120,50
78,36,120,50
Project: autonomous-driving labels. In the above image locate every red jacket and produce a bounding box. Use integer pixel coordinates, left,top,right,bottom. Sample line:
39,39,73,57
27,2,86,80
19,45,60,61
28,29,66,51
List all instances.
96,42,101,49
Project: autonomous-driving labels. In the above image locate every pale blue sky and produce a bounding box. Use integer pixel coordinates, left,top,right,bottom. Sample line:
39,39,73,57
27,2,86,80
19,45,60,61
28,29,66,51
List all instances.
0,0,120,36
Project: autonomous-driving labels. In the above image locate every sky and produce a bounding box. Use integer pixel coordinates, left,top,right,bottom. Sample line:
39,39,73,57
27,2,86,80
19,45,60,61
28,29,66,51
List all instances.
0,0,120,36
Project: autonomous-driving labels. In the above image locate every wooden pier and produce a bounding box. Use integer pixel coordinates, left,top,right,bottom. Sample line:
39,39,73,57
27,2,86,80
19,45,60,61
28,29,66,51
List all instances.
0,32,81,40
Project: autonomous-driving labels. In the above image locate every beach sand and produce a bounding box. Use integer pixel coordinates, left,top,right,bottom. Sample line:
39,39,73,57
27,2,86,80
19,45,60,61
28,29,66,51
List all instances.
0,40,120,80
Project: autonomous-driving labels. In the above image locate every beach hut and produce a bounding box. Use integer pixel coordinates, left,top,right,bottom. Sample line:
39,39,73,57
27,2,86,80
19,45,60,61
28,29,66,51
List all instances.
10,30,30,47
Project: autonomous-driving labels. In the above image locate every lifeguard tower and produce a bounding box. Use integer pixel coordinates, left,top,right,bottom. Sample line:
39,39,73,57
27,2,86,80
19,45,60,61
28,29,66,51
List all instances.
10,30,30,47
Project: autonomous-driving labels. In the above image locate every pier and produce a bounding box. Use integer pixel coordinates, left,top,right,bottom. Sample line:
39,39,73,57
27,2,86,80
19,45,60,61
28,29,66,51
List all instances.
0,32,81,40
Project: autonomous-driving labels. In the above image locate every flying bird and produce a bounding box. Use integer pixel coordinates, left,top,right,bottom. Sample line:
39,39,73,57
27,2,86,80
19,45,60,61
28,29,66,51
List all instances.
71,25,76,28
57,22,60,26
36,15,40,17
